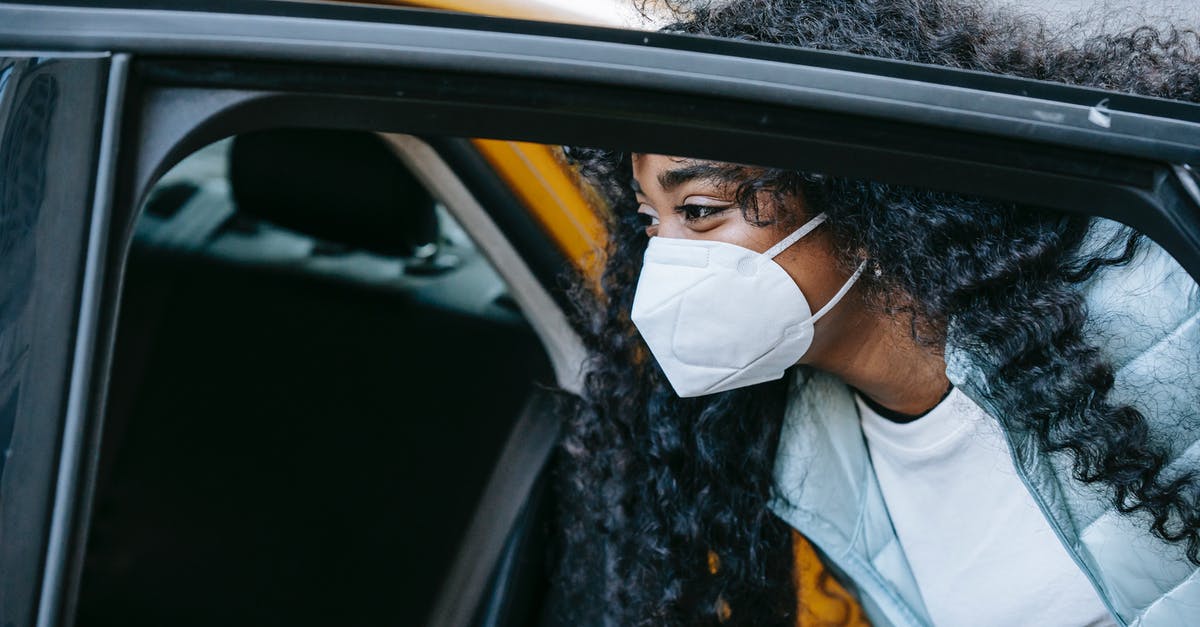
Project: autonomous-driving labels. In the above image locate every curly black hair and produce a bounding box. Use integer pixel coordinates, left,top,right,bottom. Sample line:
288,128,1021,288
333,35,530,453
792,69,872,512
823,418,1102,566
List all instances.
552,1,1200,625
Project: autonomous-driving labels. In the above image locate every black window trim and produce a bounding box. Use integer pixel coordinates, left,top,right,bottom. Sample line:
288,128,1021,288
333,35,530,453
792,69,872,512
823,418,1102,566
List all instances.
2,2,1199,156
35,51,127,627
7,4,1200,626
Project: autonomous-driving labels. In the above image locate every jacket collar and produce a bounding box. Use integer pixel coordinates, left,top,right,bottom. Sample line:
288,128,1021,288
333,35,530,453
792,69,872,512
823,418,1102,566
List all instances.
768,350,1095,627
769,369,932,627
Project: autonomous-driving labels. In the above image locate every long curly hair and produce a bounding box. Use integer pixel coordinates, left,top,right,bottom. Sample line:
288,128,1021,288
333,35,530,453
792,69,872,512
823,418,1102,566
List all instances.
552,1,1200,625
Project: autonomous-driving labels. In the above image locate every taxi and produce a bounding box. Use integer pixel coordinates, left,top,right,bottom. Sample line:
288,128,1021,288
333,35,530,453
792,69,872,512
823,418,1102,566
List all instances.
1,1,1197,626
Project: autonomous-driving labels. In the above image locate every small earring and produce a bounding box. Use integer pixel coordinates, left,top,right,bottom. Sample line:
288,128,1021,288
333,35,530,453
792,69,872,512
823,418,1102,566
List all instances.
871,261,883,278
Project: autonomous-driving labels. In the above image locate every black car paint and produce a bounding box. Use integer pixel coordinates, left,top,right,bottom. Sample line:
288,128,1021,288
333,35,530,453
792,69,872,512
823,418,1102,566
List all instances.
0,2,1198,627
0,54,108,627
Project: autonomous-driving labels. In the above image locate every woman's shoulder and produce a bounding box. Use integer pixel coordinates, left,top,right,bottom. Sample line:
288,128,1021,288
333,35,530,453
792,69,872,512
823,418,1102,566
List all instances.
1078,218,1200,371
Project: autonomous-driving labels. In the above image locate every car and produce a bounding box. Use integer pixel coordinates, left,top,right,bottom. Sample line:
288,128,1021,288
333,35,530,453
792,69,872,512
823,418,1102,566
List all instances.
1,1,1198,626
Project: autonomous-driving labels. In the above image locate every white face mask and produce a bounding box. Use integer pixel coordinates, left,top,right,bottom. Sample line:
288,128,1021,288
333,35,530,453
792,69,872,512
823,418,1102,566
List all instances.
630,212,864,398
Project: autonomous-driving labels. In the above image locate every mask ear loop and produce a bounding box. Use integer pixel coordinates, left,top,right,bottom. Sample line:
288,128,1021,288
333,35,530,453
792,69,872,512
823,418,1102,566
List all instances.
808,261,867,325
763,212,827,259
759,211,862,324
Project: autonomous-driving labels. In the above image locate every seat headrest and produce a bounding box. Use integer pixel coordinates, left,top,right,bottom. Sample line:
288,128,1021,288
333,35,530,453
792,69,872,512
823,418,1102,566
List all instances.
229,129,438,257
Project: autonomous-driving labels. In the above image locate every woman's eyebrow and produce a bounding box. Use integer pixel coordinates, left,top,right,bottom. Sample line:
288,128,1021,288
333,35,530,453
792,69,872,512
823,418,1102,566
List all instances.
657,163,732,192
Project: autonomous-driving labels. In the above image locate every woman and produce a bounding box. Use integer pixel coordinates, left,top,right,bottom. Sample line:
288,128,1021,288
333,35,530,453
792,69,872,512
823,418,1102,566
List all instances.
555,1,1200,626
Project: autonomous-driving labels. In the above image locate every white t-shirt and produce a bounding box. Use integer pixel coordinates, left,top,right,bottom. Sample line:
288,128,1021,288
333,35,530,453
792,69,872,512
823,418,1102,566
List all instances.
857,387,1116,627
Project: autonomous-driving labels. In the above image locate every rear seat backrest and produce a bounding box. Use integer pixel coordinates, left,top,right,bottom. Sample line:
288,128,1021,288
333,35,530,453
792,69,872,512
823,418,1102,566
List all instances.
229,128,439,257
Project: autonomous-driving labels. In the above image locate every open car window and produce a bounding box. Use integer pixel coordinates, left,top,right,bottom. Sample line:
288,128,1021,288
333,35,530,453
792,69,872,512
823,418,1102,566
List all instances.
1,3,1199,627
77,129,557,627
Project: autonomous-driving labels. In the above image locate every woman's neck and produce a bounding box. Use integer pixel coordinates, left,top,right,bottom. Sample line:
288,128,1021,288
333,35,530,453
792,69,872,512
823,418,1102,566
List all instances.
810,305,950,416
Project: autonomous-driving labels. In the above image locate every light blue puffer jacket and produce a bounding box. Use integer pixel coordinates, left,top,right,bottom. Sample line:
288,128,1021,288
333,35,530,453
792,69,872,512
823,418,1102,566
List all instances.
770,220,1200,626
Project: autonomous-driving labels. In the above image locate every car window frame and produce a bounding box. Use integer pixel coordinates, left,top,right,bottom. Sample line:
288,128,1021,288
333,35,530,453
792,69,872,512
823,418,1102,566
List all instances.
3,3,1200,627
4,2,1198,274
0,51,113,627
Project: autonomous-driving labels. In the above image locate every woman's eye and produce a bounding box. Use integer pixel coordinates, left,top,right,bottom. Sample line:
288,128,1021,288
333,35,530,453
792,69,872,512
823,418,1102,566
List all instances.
636,203,660,232
676,203,730,222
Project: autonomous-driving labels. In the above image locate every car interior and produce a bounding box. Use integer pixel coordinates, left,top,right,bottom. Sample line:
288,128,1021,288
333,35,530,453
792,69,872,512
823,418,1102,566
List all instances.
75,128,559,627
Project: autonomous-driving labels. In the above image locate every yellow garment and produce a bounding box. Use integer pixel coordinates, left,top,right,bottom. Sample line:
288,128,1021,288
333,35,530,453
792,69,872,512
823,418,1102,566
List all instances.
793,530,871,626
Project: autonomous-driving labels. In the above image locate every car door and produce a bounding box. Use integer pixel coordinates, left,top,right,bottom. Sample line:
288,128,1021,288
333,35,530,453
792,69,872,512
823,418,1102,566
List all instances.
1,2,1199,627
0,49,112,627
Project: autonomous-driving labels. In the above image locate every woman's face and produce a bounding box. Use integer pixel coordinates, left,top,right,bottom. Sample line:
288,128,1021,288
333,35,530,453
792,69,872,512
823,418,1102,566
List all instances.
630,153,861,363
